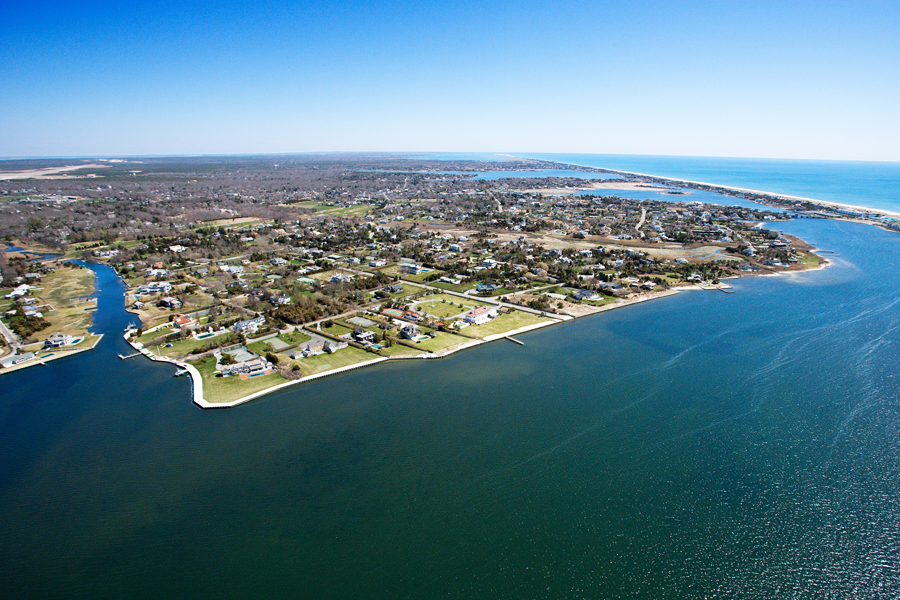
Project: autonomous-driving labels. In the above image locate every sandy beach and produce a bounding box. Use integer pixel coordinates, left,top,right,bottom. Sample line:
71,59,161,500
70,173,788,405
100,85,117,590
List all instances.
538,160,900,220
0,163,109,180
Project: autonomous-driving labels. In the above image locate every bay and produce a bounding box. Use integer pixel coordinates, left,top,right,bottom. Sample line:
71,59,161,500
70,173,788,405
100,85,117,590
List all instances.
1,159,900,599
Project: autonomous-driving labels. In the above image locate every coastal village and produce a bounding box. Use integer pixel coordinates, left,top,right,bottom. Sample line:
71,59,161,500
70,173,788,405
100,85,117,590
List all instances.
0,155,860,406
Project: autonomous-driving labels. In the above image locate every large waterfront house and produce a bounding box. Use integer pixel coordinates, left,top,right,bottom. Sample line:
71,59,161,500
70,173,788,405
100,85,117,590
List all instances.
463,305,498,325
324,340,348,353
220,356,271,377
300,340,326,357
0,352,36,368
44,333,75,348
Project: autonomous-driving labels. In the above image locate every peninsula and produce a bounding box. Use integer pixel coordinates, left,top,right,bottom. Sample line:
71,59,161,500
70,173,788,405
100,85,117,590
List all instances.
0,154,851,404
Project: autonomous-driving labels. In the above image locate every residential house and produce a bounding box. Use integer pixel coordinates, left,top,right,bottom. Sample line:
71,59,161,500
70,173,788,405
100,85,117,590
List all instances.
173,314,196,329
220,357,271,377
160,297,182,309
232,316,266,334
324,340,348,353
400,324,420,339
44,333,75,348
463,305,498,325
351,328,376,344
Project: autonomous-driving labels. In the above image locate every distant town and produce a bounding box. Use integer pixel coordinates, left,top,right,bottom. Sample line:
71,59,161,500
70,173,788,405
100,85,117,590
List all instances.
0,154,848,405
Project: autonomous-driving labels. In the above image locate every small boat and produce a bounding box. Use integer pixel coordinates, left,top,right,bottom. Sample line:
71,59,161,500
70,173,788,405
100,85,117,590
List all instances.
174,368,188,377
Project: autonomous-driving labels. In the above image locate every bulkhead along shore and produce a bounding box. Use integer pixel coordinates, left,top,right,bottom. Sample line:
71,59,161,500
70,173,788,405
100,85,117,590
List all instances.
5,153,890,407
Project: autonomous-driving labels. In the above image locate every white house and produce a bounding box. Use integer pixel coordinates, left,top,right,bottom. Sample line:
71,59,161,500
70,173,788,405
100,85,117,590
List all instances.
44,333,75,348
463,305,498,325
232,316,266,334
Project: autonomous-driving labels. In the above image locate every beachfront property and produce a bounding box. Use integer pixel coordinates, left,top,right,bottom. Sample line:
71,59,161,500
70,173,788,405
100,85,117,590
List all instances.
220,356,271,377
463,305,499,325
43,333,75,348
0,352,36,368
324,340,348,353
299,340,325,357
573,289,601,301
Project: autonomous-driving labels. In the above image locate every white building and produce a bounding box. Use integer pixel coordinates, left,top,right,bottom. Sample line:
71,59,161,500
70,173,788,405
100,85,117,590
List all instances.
463,305,498,325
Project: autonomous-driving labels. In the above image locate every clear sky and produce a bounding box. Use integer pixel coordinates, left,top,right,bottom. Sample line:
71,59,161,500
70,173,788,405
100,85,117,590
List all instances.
2,0,898,161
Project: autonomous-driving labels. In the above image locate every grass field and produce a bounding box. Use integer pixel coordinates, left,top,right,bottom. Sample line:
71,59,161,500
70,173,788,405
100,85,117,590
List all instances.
194,355,286,404
278,331,311,345
287,345,375,377
320,323,353,337
401,331,469,353
26,267,98,342
145,334,214,358
463,310,555,338
379,344,422,357
801,254,821,268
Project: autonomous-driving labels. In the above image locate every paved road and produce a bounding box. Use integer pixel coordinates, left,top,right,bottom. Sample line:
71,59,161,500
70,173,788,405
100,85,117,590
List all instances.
0,318,22,352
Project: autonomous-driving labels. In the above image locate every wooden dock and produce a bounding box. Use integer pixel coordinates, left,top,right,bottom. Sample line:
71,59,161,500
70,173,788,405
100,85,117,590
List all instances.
505,336,525,346
118,352,142,360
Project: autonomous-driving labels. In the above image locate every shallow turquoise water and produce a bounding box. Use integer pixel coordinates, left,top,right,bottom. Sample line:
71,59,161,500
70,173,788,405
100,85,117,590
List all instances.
2,168,900,598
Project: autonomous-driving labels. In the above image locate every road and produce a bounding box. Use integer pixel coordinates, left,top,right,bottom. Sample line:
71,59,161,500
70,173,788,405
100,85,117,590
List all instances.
0,318,23,354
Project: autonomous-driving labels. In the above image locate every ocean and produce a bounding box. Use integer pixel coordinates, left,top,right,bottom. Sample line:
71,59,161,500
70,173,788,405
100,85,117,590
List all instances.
1,156,899,599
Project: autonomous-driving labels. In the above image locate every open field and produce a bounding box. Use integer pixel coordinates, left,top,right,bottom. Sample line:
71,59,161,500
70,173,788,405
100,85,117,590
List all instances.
464,310,556,338
402,331,468,353
146,334,216,358
199,216,262,228
286,345,375,377
24,267,98,342
378,344,422,357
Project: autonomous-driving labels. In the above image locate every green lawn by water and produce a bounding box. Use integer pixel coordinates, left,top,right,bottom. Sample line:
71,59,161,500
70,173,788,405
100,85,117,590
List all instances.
464,310,555,338
287,345,376,377
194,355,287,404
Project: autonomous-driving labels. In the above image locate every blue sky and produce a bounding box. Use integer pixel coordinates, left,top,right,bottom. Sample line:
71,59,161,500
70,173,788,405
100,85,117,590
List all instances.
2,0,898,160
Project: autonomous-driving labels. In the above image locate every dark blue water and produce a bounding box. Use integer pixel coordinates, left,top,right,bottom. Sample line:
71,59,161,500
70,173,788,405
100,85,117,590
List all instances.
2,164,900,598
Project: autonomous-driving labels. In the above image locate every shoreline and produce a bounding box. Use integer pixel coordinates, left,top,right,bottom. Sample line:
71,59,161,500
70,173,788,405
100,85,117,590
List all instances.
118,244,831,409
0,334,104,374
523,158,900,221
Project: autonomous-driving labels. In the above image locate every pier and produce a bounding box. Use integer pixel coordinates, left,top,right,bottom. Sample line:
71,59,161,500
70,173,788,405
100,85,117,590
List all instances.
505,336,525,346
118,352,142,360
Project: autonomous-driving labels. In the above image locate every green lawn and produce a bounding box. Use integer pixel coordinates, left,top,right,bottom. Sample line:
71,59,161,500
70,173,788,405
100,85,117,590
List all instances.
194,355,286,404
278,331,311,345
286,345,376,377
146,334,216,358
464,310,555,338
800,254,821,268
379,344,422,357
320,323,353,337
401,331,469,353
247,340,275,355
412,299,475,319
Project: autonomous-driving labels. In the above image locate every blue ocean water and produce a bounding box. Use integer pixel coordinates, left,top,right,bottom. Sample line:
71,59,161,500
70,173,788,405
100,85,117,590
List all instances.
1,156,900,599
524,153,900,213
